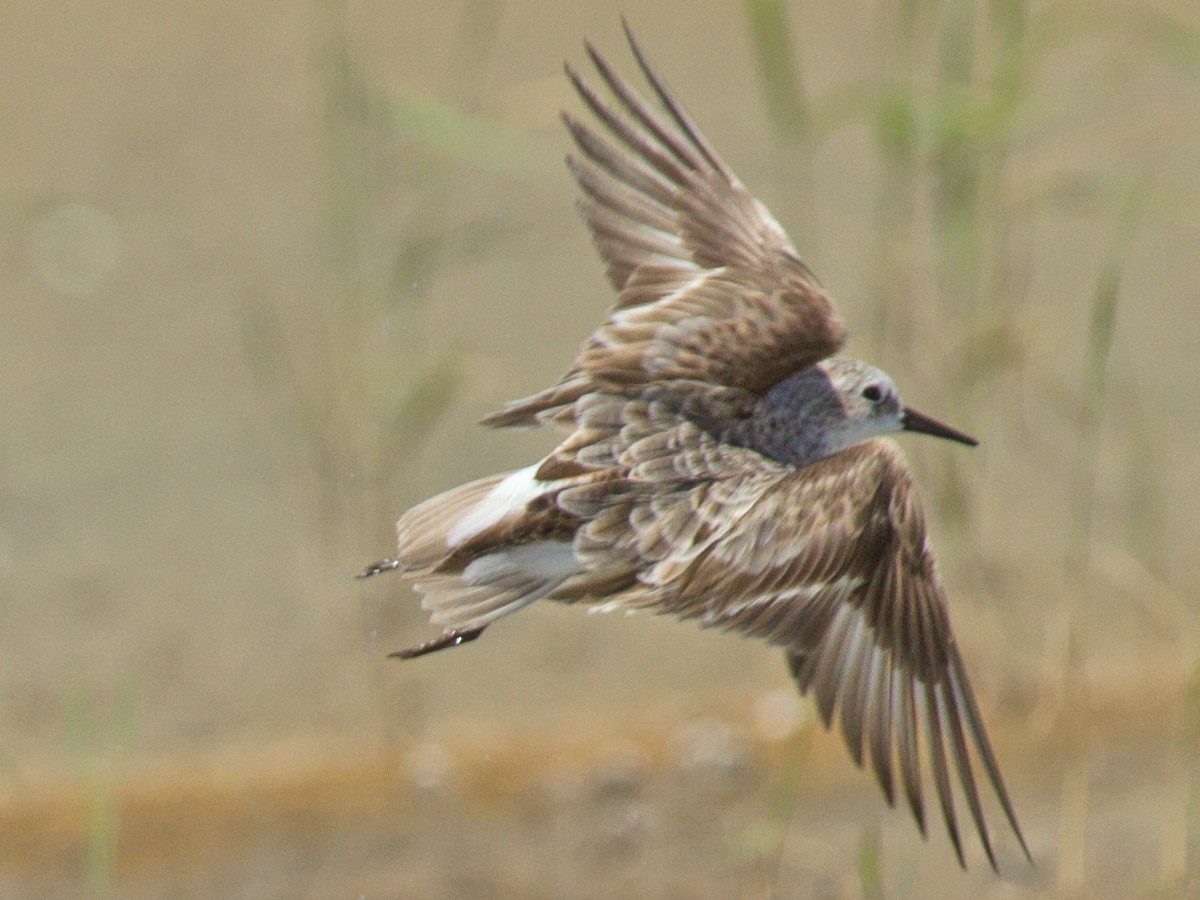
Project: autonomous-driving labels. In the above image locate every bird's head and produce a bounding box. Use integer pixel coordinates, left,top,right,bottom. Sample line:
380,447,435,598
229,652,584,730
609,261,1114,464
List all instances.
816,358,978,454
768,360,974,458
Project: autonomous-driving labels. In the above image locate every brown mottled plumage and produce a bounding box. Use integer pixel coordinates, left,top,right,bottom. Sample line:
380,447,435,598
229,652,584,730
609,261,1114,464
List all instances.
360,23,1030,871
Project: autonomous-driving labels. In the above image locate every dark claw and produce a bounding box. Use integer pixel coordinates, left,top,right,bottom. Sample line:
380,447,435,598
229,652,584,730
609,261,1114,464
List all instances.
357,558,401,579
389,627,486,659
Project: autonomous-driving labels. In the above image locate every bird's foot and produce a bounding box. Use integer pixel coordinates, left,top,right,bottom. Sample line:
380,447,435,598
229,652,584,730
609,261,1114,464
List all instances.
357,558,401,579
389,627,486,659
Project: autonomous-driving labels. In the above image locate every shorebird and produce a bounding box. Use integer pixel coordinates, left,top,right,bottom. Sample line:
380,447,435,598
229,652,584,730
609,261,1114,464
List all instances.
361,24,1030,870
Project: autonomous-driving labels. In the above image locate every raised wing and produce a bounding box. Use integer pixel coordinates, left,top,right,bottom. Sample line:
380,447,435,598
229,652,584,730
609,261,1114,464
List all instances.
483,25,846,428
570,405,1029,868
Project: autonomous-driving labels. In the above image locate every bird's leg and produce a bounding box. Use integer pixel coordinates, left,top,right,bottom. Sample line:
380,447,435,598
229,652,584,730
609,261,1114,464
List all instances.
389,627,486,660
357,558,401,579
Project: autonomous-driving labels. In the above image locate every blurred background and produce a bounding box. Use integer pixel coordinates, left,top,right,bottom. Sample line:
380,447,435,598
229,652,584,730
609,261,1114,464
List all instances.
1,0,1198,896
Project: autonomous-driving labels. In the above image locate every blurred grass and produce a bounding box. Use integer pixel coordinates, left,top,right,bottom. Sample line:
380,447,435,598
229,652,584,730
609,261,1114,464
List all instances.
855,823,884,900
240,0,539,563
1066,177,1152,580
63,686,136,898
1054,177,1150,893
743,0,818,255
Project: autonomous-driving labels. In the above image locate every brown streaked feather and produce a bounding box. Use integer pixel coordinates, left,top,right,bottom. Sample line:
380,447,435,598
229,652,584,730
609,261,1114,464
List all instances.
482,30,845,429
570,428,1027,869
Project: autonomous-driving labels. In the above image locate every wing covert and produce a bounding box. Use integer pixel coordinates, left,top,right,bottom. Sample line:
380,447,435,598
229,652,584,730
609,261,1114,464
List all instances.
590,433,1029,869
483,25,846,428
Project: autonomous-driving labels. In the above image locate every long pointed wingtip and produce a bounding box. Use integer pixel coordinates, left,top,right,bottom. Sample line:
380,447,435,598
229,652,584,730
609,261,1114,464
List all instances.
620,17,659,93
1015,824,1035,867
621,16,651,81
620,14,637,45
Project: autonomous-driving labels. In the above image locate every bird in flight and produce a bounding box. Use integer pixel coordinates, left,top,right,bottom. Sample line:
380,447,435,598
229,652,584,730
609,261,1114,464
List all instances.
361,23,1030,870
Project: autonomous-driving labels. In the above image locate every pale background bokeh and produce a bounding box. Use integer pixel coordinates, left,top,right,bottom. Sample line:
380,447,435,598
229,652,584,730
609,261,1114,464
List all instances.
1,0,1198,896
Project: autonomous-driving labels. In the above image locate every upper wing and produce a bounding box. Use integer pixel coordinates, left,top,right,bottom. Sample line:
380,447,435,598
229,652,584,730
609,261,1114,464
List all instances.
483,25,846,428
578,423,1028,869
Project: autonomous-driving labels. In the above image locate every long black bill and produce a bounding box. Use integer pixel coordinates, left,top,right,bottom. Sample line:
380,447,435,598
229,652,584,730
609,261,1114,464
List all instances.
901,406,978,446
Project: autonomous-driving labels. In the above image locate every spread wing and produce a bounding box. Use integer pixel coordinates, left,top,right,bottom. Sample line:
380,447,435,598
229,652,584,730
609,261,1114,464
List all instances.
567,400,1029,868
483,24,846,428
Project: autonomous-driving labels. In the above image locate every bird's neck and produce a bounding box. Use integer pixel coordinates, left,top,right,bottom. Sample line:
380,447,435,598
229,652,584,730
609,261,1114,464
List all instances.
719,368,843,469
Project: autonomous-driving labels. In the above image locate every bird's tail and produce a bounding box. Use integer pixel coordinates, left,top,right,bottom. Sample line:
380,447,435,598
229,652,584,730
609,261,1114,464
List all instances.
358,472,510,580
360,467,583,653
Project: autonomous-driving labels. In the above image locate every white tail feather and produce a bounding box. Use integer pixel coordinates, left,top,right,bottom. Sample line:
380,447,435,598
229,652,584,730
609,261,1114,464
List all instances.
447,464,546,547
390,460,583,632
394,465,546,572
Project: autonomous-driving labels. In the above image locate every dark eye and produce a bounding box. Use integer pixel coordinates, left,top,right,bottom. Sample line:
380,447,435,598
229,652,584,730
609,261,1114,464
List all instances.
861,384,883,402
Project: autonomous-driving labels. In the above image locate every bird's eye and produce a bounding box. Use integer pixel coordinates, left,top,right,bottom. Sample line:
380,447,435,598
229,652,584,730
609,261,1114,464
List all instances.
861,384,883,402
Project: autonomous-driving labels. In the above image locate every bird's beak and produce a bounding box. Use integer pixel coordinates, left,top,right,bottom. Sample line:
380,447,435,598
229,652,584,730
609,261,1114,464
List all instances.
901,406,978,447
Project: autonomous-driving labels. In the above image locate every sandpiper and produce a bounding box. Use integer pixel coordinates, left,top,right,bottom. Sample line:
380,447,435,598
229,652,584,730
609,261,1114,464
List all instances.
362,24,1030,870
